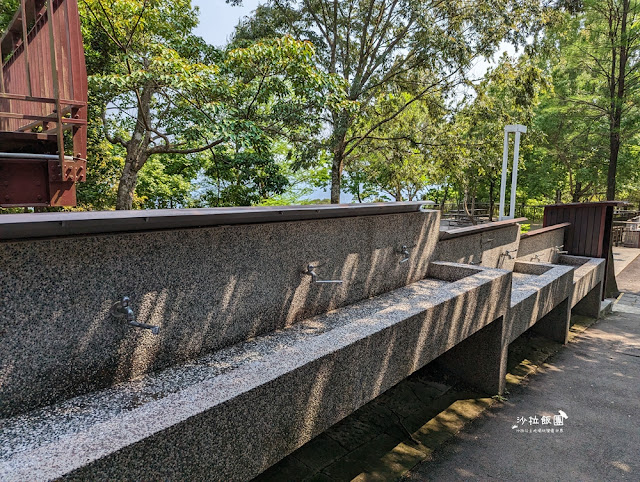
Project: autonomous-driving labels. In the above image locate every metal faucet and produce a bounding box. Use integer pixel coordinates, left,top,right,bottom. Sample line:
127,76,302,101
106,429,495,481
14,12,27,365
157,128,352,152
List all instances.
504,249,518,260
305,264,343,284
112,296,159,335
400,245,411,264
531,253,542,262
554,245,569,255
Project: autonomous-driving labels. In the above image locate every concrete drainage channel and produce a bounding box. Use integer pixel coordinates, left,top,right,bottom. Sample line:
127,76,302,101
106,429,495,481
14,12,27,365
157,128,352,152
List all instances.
0,203,607,480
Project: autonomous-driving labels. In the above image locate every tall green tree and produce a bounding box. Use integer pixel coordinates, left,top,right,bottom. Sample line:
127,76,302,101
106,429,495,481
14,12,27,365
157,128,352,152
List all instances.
83,0,340,209
461,54,545,217
233,0,545,203
344,88,446,202
529,60,608,202
557,0,640,200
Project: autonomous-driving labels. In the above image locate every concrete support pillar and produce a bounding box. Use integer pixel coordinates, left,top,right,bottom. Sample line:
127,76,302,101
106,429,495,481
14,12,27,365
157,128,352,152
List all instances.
573,282,603,319
531,297,571,345
437,317,507,395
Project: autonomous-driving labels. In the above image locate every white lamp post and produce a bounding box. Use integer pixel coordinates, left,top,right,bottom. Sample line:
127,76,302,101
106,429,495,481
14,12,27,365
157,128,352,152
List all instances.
499,124,527,220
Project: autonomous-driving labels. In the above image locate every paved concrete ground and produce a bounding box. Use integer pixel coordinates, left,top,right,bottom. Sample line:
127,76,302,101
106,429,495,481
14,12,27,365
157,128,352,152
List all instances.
613,247,640,276
617,251,640,295
255,301,637,482
405,296,640,481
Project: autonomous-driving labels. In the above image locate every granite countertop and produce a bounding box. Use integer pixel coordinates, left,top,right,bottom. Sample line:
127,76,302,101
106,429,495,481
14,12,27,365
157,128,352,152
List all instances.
0,278,451,464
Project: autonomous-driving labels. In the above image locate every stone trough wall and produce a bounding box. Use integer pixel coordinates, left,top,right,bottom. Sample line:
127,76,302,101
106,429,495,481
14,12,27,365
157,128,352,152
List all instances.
1,262,511,482
433,219,523,270
0,205,609,481
517,223,570,263
0,204,440,417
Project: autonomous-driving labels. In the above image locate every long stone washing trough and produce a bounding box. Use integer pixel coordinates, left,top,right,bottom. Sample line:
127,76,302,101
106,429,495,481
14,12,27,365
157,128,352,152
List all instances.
0,203,607,480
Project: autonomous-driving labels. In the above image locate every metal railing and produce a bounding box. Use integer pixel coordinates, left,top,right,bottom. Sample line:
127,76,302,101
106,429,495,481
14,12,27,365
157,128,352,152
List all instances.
437,202,545,225
1,0,87,157
613,220,640,248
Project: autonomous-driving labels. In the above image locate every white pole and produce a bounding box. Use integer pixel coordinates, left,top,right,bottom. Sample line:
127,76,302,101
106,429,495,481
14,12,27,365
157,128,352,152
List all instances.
509,131,522,219
499,128,510,220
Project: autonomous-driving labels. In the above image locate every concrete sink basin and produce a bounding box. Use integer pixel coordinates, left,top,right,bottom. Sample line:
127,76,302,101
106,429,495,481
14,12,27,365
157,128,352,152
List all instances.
0,261,511,482
504,261,574,345
512,260,559,285
556,254,606,313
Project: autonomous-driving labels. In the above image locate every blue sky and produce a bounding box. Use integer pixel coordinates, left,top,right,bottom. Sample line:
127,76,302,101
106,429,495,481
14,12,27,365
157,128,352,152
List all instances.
192,1,261,47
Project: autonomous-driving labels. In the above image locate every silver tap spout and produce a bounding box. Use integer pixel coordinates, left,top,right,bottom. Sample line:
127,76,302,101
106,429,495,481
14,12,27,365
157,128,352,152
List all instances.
554,245,569,255
129,321,160,335
112,296,160,335
305,264,343,284
504,249,518,260
400,245,411,264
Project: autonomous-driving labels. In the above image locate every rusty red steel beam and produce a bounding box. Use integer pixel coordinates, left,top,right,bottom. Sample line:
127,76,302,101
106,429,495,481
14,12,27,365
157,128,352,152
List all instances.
1,0,86,131
20,0,33,96
0,92,86,105
0,112,79,122
0,0,88,207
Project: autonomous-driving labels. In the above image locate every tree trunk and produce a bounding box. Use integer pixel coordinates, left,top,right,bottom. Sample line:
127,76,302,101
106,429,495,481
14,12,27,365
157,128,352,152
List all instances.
116,85,153,210
608,121,621,201
462,188,476,225
607,0,630,201
116,160,143,210
470,194,477,225
330,114,350,204
439,184,449,210
330,151,344,204
572,182,581,203
395,184,402,202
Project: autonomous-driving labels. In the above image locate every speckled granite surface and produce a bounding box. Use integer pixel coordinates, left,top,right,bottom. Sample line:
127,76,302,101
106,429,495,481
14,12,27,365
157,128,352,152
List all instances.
0,262,510,482
0,210,439,417
517,227,565,263
433,225,521,270
0,213,607,481
558,255,605,313
505,261,574,344
432,224,601,346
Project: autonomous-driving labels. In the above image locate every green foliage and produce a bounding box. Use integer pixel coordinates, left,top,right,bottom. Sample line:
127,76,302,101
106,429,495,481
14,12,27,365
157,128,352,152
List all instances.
198,149,289,207
7,0,640,212
344,89,446,201
79,0,342,209
232,0,547,202
76,104,124,210
136,157,197,209
0,1,19,33
432,53,547,215
520,0,640,203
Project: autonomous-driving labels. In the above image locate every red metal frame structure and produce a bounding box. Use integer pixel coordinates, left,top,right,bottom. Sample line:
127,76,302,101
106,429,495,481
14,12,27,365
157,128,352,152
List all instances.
0,0,87,207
